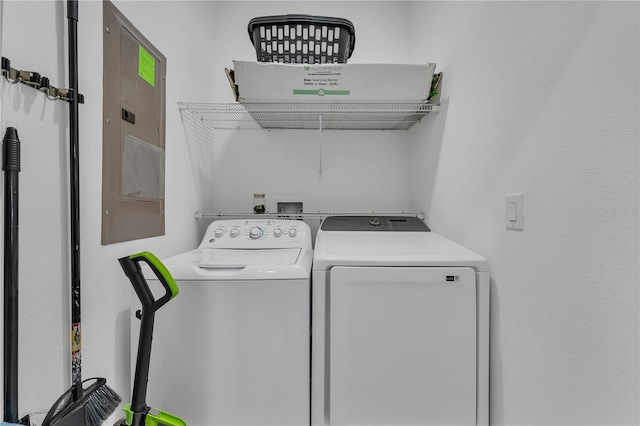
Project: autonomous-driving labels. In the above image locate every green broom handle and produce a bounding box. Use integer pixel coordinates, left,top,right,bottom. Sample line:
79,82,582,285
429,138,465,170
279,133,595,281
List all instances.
118,252,178,426
124,252,179,310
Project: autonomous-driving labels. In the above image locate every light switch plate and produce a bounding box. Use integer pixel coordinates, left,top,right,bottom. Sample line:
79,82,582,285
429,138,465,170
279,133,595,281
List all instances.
505,193,524,230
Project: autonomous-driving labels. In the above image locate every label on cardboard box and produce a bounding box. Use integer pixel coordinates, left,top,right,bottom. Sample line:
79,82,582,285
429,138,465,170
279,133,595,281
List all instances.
233,60,435,103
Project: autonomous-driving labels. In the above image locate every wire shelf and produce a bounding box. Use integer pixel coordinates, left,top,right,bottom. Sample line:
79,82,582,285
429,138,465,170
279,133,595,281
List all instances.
178,102,438,131
195,211,425,220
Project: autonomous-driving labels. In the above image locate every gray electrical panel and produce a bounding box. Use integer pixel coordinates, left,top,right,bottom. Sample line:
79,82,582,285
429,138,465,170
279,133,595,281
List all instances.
102,1,166,244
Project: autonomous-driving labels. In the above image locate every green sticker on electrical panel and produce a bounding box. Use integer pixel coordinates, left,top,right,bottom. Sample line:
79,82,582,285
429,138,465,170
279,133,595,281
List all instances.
138,46,155,86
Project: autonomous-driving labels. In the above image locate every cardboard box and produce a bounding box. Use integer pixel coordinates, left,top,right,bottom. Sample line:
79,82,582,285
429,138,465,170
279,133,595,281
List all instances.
231,60,436,103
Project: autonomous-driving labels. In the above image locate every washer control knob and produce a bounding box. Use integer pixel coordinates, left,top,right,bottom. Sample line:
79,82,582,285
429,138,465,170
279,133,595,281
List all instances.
249,226,262,239
214,228,224,238
230,228,240,238
288,228,297,238
273,228,282,237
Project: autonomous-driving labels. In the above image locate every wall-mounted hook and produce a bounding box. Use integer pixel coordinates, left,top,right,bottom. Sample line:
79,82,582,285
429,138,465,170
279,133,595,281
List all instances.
1,56,84,103
39,76,50,92
19,70,41,88
2,57,21,84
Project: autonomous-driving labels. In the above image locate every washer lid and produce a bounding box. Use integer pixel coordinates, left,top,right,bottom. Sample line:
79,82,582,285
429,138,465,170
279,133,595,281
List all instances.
145,247,312,281
198,248,301,267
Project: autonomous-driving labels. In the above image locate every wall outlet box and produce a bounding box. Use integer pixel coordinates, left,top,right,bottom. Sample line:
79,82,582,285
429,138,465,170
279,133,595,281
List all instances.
277,201,303,214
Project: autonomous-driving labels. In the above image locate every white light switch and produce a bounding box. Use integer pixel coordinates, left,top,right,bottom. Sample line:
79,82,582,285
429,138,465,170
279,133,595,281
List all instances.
505,193,524,230
507,202,517,221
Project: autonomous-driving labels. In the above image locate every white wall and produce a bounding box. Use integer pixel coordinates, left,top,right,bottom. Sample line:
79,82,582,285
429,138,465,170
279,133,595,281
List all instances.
0,0,70,415
204,1,415,221
1,1,638,425
0,0,204,421
0,0,416,421
407,2,639,425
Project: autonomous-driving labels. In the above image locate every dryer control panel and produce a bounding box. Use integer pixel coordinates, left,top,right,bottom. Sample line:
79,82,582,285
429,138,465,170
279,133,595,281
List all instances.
321,216,430,232
198,219,311,249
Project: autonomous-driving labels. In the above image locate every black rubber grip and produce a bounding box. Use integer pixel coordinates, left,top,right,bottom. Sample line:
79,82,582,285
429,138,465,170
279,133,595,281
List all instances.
3,127,21,172
67,0,78,21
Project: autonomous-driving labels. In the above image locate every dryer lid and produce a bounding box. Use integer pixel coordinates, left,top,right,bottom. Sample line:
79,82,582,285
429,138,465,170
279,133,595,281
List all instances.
313,231,488,272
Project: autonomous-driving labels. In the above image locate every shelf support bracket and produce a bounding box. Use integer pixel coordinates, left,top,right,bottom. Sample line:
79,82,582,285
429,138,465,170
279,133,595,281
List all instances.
318,114,323,180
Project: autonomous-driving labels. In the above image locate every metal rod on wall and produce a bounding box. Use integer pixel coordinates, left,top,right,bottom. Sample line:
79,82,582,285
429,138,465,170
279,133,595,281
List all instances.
3,127,21,424
318,114,323,180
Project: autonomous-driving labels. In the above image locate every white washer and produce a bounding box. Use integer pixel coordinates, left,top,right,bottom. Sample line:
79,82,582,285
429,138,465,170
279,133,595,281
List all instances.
311,216,490,426
138,219,312,426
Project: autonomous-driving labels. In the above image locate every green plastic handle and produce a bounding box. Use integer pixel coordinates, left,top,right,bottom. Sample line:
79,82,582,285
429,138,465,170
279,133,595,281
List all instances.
146,407,187,426
129,251,179,299
123,403,187,426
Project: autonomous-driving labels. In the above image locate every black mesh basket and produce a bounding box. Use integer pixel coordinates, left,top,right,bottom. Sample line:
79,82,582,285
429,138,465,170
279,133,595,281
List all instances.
248,14,356,64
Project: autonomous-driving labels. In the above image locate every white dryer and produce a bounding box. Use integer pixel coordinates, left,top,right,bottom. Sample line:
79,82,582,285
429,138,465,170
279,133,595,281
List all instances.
138,219,312,426
311,216,490,426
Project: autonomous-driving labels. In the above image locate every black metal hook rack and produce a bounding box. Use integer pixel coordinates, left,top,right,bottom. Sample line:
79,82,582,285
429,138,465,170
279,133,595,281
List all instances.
1,56,84,104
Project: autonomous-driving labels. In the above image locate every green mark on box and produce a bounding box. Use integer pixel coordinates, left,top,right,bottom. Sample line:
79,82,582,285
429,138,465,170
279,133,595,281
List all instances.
138,46,155,86
293,89,350,96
